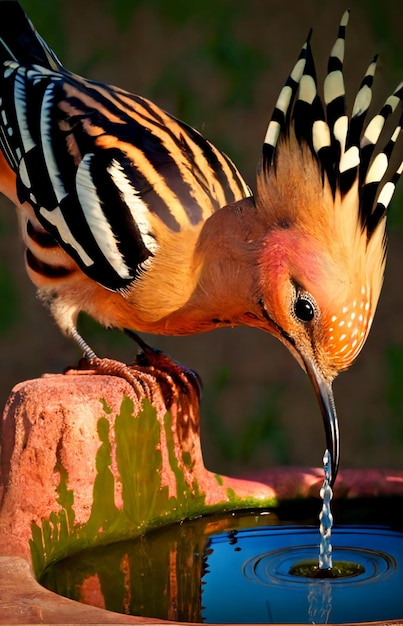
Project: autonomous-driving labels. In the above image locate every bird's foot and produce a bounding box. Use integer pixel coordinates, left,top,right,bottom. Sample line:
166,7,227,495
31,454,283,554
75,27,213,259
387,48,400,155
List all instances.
65,331,202,410
68,356,160,401
124,330,202,405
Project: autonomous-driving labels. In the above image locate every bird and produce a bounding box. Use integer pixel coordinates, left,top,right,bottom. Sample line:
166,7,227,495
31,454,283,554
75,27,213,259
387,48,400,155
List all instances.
0,2,401,484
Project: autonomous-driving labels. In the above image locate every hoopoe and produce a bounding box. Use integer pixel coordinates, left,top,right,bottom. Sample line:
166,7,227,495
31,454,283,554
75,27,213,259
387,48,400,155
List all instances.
0,2,402,483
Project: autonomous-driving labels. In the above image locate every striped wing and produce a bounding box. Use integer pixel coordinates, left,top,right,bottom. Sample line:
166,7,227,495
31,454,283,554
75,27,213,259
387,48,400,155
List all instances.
0,63,250,291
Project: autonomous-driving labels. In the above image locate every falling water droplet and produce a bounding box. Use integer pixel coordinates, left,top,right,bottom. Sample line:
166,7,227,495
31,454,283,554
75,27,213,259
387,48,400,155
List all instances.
319,449,333,571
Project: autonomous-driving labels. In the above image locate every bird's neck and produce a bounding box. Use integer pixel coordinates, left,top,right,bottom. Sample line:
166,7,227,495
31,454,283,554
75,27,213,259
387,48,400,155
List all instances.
162,197,264,334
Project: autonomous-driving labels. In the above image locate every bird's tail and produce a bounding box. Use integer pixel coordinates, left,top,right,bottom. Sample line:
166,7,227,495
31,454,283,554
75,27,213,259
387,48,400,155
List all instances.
0,0,61,70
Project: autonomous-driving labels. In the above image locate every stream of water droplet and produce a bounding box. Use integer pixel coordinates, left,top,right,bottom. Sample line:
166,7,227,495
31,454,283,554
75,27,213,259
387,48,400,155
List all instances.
318,449,333,570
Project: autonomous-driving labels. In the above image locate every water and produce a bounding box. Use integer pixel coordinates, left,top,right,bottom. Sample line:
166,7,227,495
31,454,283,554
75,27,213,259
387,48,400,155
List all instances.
318,449,333,571
289,451,357,582
40,501,403,624
202,524,402,624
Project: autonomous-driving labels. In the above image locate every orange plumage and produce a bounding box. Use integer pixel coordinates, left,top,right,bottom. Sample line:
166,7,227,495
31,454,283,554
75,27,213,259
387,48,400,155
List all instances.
0,4,401,482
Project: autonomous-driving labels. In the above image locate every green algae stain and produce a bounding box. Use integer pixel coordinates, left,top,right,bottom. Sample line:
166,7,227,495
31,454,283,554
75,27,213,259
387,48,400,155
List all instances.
31,397,179,576
55,450,75,529
30,395,275,579
114,396,169,528
163,411,206,516
226,487,236,502
85,416,120,537
181,450,194,470
215,473,224,486
29,445,77,575
100,397,113,414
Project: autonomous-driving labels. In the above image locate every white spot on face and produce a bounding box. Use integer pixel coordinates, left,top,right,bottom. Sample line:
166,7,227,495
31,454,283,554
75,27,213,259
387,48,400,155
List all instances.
339,320,345,327
358,314,363,322
331,315,337,322
347,321,352,328
365,302,370,311
340,334,346,341
352,339,358,348
342,306,348,314
351,312,356,320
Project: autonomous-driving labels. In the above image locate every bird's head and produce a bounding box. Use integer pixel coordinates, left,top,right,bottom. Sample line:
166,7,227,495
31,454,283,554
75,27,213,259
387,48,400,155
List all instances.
253,11,402,484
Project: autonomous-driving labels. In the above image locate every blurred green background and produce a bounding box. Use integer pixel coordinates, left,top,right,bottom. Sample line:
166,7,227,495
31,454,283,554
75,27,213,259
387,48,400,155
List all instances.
0,0,402,476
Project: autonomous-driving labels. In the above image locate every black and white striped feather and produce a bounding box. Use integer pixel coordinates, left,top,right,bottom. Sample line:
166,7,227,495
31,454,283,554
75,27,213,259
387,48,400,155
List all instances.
0,1,250,292
261,9,402,242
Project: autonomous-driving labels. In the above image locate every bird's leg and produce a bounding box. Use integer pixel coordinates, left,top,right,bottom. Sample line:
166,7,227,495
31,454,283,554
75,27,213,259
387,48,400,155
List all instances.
64,327,155,398
70,327,97,360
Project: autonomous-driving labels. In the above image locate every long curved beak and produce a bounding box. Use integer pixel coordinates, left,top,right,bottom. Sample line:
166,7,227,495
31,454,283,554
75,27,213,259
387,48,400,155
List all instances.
303,359,340,486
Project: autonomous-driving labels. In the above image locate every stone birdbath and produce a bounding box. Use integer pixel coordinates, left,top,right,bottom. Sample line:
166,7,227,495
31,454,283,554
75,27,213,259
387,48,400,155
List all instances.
1,348,403,624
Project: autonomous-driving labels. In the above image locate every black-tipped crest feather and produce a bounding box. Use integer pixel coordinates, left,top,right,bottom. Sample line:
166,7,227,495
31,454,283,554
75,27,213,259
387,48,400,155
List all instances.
261,10,402,242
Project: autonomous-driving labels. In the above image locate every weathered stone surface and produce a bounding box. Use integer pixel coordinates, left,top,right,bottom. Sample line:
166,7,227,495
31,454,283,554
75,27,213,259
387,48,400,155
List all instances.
247,466,403,500
0,372,277,567
0,556,165,624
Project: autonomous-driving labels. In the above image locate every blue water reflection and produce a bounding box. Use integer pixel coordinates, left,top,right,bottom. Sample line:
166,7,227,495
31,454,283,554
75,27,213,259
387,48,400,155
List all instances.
201,526,403,624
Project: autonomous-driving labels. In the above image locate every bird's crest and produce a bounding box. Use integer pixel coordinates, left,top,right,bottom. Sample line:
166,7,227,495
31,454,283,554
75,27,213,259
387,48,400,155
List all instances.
256,10,402,372
260,10,402,233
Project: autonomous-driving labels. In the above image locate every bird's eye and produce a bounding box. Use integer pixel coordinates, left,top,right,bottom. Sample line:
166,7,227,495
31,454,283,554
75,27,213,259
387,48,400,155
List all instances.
294,296,315,322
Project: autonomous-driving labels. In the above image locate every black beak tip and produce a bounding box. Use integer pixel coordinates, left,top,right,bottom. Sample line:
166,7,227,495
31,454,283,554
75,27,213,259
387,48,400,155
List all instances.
304,360,340,487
